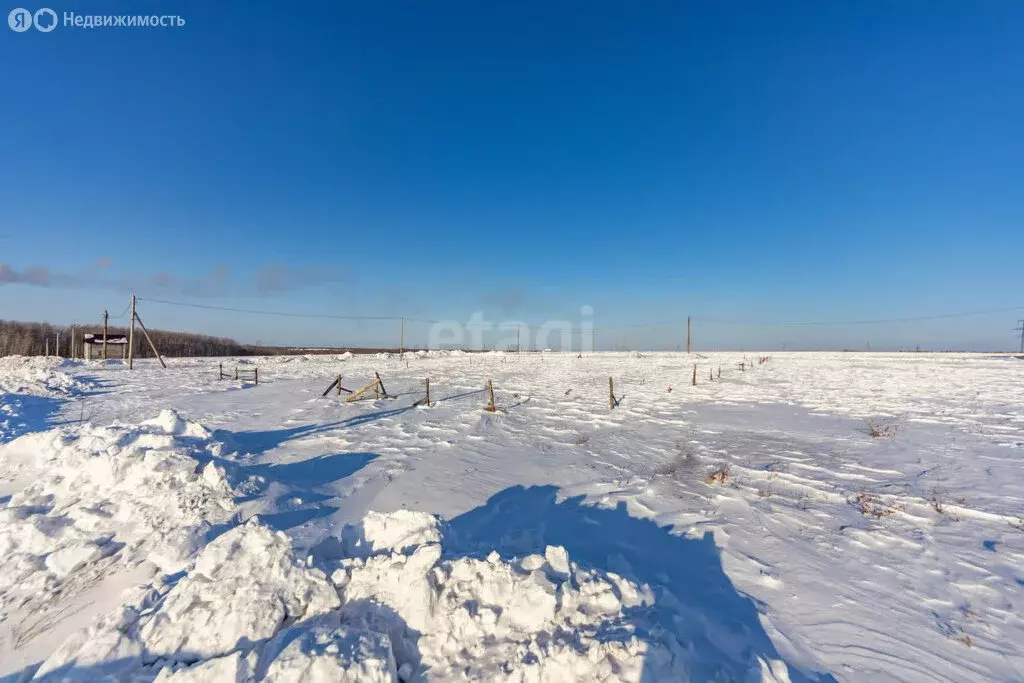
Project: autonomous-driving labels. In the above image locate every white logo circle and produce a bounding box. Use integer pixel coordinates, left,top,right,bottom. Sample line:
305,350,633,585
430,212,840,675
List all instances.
8,7,32,31
33,7,56,32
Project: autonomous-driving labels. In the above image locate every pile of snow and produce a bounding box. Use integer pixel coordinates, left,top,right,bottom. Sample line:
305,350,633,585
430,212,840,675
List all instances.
0,356,87,397
0,356,93,441
34,521,353,682
420,349,465,358
35,510,689,681
0,410,235,617
333,510,682,681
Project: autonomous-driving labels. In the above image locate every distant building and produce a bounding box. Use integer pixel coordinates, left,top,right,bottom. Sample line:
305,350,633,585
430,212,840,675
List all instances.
82,333,128,360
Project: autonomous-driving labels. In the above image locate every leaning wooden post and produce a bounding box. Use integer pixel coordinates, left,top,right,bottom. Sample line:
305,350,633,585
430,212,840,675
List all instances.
425,378,431,406
337,375,342,396
134,313,167,369
485,379,496,412
692,363,697,386
375,372,389,398
128,295,136,369
609,377,615,409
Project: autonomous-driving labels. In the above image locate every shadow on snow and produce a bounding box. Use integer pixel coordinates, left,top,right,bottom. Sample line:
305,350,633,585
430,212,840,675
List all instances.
213,388,486,456
446,485,837,682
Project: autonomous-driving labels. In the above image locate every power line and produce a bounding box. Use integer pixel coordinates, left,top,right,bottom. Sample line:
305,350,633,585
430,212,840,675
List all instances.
106,303,132,319
137,297,409,322
696,306,1024,327
133,296,1024,331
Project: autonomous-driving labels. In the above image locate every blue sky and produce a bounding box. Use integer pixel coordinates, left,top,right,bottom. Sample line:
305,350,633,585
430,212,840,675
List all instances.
1,0,1022,350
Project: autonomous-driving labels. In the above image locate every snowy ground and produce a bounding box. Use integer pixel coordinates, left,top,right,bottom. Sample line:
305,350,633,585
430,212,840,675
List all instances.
0,351,1022,681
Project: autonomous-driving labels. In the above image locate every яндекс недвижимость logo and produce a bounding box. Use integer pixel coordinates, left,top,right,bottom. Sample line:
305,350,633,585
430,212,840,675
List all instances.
8,7,57,31
8,8,184,30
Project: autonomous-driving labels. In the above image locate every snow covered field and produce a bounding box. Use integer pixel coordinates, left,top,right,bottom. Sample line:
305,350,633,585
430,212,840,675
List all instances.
0,351,1022,681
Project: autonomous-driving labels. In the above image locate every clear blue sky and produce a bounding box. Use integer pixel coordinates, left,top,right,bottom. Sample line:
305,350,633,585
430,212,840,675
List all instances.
1,1,1022,350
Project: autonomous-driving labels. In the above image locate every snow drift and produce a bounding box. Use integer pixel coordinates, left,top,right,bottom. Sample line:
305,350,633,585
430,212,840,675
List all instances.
30,510,695,681
0,410,235,619
0,356,88,398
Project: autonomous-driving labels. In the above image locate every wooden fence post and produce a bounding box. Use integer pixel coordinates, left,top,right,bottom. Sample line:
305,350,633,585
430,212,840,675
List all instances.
485,379,496,412
425,378,431,406
692,364,697,386
219,362,223,379
254,368,258,385
235,367,238,380
609,377,615,409
375,372,390,399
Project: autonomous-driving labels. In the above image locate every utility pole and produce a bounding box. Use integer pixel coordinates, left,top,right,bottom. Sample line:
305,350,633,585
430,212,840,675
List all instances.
1015,320,1024,354
103,310,109,360
128,295,136,370
686,316,691,354
399,317,404,355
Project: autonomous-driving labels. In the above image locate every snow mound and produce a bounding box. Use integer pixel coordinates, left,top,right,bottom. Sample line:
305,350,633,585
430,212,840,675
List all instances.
37,511,686,681
35,521,345,681
0,410,235,616
141,409,212,439
332,512,683,681
341,510,442,558
0,355,88,397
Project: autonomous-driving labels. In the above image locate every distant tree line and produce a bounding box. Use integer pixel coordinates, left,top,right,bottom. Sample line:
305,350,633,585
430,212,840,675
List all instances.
0,319,251,358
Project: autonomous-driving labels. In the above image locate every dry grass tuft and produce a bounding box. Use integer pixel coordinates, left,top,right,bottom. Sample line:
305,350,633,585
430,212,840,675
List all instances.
854,491,902,517
866,419,898,438
706,463,731,485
